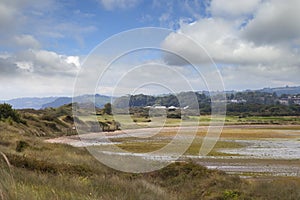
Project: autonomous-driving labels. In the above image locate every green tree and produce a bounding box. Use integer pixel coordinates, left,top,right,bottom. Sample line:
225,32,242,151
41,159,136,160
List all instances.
103,103,112,115
0,103,21,123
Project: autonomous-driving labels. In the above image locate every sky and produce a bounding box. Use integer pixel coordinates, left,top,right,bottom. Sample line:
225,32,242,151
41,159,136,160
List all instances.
0,0,300,99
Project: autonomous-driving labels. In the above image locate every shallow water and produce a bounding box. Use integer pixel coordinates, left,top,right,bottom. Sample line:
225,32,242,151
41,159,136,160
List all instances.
46,128,300,176
220,139,300,159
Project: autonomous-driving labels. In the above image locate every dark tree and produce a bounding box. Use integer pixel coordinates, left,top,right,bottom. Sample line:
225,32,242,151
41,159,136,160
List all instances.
103,103,112,115
0,103,21,123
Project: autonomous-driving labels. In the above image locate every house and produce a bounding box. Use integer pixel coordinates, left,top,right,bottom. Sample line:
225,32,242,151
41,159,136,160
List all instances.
278,99,289,105
154,105,167,109
293,98,300,105
229,99,247,103
168,106,178,111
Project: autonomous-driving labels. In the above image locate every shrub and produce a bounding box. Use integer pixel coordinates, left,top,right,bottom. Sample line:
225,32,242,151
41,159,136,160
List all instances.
223,190,240,200
63,115,74,123
0,103,21,123
16,141,29,152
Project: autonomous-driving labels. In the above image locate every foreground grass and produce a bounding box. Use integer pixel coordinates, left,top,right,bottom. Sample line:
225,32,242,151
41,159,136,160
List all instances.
1,135,300,200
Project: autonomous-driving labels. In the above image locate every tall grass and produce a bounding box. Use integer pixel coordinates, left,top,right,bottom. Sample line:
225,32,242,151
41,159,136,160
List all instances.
1,142,300,199
0,152,17,200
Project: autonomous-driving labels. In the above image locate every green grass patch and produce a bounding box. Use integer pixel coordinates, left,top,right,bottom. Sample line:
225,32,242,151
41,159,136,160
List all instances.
113,137,243,156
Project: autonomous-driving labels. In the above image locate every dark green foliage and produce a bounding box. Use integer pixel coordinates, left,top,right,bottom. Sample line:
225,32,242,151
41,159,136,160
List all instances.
16,140,29,152
43,121,60,131
228,91,277,105
114,92,300,116
129,94,156,107
63,115,74,123
223,190,240,200
103,103,112,115
0,103,21,123
155,94,180,107
2,103,78,137
150,162,211,182
129,107,150,117
167,110,181,118
41,103,73,121
146,162,248,199
227,104,300,116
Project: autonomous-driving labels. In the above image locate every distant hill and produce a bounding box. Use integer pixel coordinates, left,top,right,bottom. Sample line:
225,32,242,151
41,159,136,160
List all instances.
0,94,112,109
199,86,300,96
0,97,57,109
2,86,300,109
257,86,300,95
41,97,72,109
42,94,111,109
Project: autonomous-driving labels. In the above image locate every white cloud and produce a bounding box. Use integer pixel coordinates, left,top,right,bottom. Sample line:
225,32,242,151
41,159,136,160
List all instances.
162,18,292,65
0,50,81,99
210,0,261,18
241,0,300,44
220,64,300,90
0,57,20,76
0,1,17,29
65,56,80,68
161,0,300,90
18,50,80,76
0,0,55,33
0,72,77,99
13,34,40,49
163,18,234,64
98,0,139,10
1,0,300,99
0,49,80,77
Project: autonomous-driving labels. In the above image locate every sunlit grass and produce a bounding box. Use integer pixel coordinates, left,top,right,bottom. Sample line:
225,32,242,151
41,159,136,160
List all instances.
79,114,300,130
114,136,243,156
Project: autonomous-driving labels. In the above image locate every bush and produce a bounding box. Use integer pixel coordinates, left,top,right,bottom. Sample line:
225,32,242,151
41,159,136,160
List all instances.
223,190,240,200
63,115,74,123
0,103,21,123
16,141,29,152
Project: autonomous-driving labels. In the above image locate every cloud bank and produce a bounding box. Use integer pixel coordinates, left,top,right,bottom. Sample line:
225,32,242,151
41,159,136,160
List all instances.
0,0,299,98
162,0,300,90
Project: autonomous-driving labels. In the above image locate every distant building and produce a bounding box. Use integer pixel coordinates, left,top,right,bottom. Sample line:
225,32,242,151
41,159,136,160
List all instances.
229,99,247,103
183,106,189,109
293,98,300,105
168,106,178,110
278,96,300,105
278,99,289,105
153,105,167,109
144,105,179,109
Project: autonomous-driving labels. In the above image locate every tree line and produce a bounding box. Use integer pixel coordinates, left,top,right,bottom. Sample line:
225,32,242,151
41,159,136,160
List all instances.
112,91,300,116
